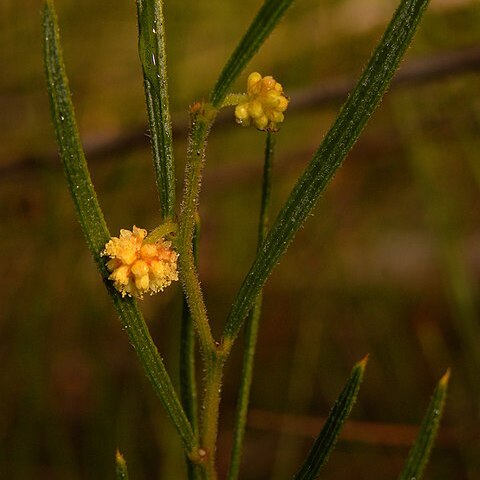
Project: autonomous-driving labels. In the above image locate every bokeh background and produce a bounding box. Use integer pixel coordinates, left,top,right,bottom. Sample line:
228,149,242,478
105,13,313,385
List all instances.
1,0,480,478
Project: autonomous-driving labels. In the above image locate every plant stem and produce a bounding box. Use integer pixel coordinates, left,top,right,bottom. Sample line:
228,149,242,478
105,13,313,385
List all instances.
180,344,198,420
181,219,202,480
257,132,275,245
178,106,228,478
201,352,227,480
227,132,275,480
178,107,217,356
145,220,177,243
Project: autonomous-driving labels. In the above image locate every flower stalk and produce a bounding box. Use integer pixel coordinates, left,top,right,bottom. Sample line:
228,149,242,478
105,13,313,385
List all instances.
227,132,275,480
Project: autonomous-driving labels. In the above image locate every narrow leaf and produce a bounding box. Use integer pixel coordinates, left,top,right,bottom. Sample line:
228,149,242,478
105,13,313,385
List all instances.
398,370,450,480
115,450,129,480
43,0,110,261
43,0,195,453
137,0,175,219
223,0,430,343
210,0,295,107
292,356,367,480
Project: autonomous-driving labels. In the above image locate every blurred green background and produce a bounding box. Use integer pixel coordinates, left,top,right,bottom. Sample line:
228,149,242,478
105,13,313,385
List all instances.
1,0,480,478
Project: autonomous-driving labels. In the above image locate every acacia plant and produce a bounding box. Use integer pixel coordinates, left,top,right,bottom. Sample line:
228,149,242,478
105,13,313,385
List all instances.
43,0,449,478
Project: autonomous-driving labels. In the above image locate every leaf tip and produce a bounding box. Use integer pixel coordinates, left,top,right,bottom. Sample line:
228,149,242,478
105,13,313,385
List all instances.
115,449,126,464
357,354,369,370
439,368,451,388
115,449,129,479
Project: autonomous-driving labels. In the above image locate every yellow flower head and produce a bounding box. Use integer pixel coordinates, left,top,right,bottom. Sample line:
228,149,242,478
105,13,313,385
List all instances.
102,226,178,298
235,72,289,131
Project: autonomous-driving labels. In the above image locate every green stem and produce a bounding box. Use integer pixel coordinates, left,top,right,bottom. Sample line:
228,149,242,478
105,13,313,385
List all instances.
227,132,275,480
177,105,232,478
181,220,202,480
221,93,248,108
257,132,275,245
178,106,218,356
201,353,227,480
145,220,177,243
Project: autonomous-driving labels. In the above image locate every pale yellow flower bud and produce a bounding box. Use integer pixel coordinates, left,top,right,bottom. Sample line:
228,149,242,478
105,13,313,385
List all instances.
271,111,284,123
248,100,264,119
247,72,262,90
102,226,178,298
131,259,149,277
234,104,250,126
234,72,289,131
255,115,269,130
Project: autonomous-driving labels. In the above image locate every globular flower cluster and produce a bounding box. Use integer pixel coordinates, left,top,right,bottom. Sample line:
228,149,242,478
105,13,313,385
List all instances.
103,226,178,298
234,72,289,131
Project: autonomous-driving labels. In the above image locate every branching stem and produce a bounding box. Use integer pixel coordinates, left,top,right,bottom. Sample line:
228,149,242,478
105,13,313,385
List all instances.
177,104,230,478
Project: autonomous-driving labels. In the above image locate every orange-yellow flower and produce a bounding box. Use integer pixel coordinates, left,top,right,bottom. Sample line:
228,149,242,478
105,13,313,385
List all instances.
103,226,178,298
235,72,289,131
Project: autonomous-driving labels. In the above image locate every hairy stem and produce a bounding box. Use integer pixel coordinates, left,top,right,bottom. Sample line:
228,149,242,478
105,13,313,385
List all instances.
178,106,217,356
201,352,227,479
181,220,203,480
